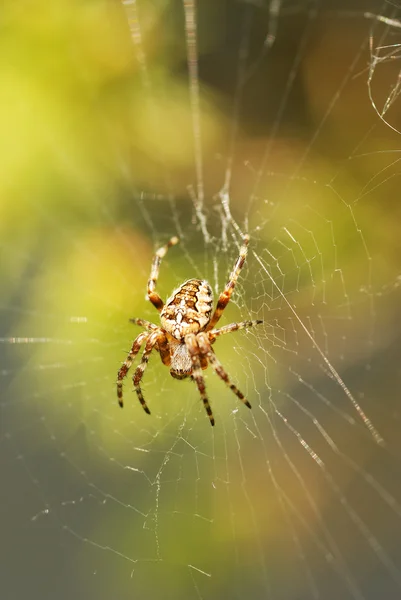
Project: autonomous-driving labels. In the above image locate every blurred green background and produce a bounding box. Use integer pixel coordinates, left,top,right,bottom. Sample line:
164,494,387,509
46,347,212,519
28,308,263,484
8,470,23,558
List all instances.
1,1,401,599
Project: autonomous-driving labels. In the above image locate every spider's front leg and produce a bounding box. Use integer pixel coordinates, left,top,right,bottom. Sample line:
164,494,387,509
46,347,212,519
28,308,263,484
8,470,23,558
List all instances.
206,235,249,331
147,237,179,312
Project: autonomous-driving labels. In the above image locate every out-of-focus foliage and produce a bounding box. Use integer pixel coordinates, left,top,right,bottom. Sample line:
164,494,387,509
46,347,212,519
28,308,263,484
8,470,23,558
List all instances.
2,2,401,600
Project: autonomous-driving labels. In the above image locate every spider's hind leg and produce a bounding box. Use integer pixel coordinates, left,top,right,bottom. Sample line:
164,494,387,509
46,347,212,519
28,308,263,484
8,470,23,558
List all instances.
198,332,252,411
186,333,215,426
117,331,149,407
208,319,263,343
129,318,159,332
132,331,160,415
156,332,171,367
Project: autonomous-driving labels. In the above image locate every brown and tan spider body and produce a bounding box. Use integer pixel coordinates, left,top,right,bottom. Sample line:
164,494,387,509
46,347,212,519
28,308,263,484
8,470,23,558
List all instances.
116,235,262,426
161,279,213,379
161,279,213,339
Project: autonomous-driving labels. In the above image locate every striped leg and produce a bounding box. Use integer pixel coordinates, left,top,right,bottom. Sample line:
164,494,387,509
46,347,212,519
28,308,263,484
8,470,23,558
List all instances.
117,331,149,407
129,319,170,364
186,333,215,426
133,332,160,415
198,333,252,410
156,332,171,366
147,236,179,311
129,318,159,331
208,320,263,343
206,235,249,330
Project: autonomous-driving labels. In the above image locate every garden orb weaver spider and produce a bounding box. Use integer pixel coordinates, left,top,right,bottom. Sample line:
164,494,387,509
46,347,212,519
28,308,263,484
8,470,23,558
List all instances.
116,235,262,426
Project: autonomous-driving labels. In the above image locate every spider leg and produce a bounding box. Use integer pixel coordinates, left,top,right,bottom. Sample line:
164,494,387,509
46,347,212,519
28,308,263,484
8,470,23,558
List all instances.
208,320,263,343
206,235,249,330
156,332,171,366
185,333,215,426
117,331,149,407
132,331,160,415
129,318,159,332
198,333,252,410
130,319,170,365
147,236,179,312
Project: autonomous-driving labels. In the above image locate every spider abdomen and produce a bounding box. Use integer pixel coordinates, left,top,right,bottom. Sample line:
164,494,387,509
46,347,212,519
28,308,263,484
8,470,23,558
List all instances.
169,339,193,379
161,278,213,340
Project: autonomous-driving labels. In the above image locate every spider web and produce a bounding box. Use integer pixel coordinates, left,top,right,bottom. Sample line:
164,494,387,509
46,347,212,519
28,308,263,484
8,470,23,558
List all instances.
1,1,401,599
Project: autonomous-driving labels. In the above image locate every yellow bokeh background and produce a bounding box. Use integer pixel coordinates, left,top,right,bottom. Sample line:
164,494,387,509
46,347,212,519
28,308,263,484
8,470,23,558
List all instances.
2,2,401,599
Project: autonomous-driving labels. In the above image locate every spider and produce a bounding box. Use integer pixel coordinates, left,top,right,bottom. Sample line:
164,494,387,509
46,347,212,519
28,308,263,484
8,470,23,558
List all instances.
116,235,262,426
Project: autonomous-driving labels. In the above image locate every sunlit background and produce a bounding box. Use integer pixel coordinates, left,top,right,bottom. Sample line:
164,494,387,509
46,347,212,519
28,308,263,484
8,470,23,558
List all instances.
1,1,401,599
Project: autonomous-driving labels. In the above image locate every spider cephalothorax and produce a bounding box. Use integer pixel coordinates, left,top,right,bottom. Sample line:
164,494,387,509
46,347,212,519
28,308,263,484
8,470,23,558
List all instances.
117,235,262,425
